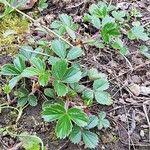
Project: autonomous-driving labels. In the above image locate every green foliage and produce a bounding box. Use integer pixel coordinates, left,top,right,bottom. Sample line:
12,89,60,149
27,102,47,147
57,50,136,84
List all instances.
42,103,88,139
69,115,99,148
49,39,84,64
38,0,48,11
128,22,149,41
15,87,37,107
139,45,150,60
19,132,44,150
0,56,26,89
83,2,149,57
101,23,120,43
51,14,78,40
97,112,110,130
52,60,82,96
22,57,49,86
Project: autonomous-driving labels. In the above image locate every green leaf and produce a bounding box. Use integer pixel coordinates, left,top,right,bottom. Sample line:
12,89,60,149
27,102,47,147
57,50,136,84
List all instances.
101,23,120,43
42,103,65,122
28,95,37,106
91,15,101,29
18,97,28,107
19,132,42,150
67,47,83,60
139,45,150,59
66,27,76,40
52,60,68,80
95,91,113,105
31,57,46,71
63,67,82,83
98,112,110,130
13,56,25,72
9,75,22,89
93,79,109,91
19,46,33,60
48,56,60,65
44,88,55,98
70,83,86,93
21,67,39,77
51,20,62,29
51,40,66,58
82,90,94,106
68,108,88,127
55,114,72,139
85,115,98,129
1,64,21,75
88,68,107,80
2,84,11,94
82,130,99,149
112,38,128,55
69,126,81,144
112,10,126,22
53,80,68,96
102,15,115,27
128,24,149,41
38,71,49,86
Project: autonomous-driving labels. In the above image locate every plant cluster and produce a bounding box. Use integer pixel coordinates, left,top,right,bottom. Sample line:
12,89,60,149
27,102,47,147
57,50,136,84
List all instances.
1,37,111,148
1,0,150,150
83,2,149,56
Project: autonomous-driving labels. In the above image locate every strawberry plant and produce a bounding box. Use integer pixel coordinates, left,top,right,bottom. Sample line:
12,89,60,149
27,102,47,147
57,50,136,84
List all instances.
83,2,149,56
51,14,78,40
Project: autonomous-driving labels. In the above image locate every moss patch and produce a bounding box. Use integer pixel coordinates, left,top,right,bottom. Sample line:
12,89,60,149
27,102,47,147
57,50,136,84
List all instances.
0,13,29,56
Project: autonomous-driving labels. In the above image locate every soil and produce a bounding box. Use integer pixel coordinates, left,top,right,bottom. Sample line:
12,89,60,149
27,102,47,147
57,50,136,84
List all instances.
0,0,150,150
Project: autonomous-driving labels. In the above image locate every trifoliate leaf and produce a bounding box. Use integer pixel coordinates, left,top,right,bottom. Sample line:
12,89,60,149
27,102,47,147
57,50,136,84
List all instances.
55,114,72,139
51,40,66,58
93,79,109,91
95,91,113,105
112,10,126,22
67,47,84,60
53,80,68,96
82,130,99,149
98,112,110,130
52,60,68,80
101,23,120,43
69,126,81,144
68,108,88,127
42,103,65,122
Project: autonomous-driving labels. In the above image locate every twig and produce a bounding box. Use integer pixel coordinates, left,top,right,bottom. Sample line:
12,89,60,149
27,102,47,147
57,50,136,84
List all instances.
143,103,150,143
